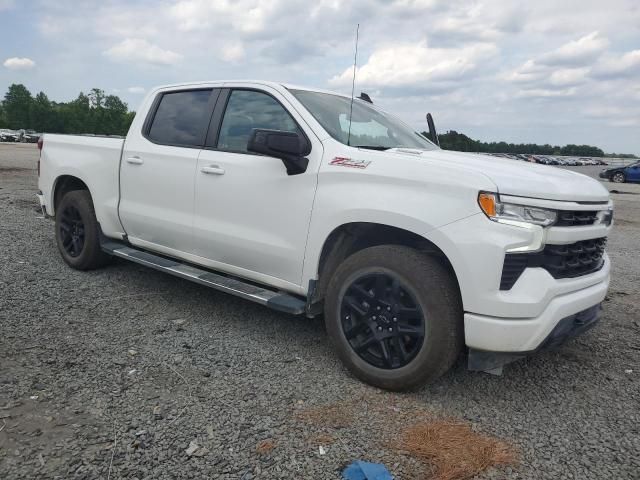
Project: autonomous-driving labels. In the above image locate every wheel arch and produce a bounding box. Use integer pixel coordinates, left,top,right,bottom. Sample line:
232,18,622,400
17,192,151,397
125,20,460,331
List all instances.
52,174,90,215
309,222,461,313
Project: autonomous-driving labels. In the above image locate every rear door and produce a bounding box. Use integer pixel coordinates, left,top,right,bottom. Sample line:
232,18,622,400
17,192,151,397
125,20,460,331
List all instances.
119,88,218,253
192,86,322,288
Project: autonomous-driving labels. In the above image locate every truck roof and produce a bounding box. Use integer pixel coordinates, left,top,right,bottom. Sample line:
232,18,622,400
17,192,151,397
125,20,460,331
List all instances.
150,80,351,99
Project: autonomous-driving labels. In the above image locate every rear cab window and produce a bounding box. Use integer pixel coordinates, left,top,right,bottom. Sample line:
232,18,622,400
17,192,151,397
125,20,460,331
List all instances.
146,89,214,147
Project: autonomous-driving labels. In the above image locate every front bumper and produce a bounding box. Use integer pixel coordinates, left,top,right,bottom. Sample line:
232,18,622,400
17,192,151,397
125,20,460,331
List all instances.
468,303,602,371
464,262,609,353
36,191,48,217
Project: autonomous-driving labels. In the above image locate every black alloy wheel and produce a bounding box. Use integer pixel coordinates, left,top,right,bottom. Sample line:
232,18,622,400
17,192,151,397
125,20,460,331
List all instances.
58,204,85,257
324,245,463,390
55,190,111,270
340,272,425,369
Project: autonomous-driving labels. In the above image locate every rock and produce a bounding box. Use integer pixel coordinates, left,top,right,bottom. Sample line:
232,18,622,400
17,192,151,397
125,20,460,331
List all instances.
128,349,138,356
193,446,209,457
185,440,200,456
153,405,162,420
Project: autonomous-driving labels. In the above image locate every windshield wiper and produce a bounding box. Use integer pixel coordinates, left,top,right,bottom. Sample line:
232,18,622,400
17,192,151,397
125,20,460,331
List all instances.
352,145,390,151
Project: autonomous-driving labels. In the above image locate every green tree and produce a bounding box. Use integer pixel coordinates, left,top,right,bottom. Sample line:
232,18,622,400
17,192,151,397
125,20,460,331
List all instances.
3,83,33,129
30,92,54,132
58,92,91,134
0,101,7,128
102,95,129,135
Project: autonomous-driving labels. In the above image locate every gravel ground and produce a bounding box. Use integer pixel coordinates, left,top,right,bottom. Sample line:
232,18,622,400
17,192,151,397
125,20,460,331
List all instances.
1,143,639,479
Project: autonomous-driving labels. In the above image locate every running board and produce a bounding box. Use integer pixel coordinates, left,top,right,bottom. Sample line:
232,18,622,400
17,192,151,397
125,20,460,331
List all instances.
101,241,306,315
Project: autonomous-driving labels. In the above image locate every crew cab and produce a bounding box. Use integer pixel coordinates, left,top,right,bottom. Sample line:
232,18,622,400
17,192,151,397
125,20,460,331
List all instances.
37,81,613,390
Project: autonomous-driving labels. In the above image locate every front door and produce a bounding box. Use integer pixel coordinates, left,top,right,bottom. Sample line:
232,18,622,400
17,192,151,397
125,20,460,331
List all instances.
193,86,322,289
626,163,640,182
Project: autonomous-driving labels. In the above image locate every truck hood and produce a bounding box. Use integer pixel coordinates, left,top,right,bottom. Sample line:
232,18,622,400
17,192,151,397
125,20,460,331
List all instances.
385,148,610,203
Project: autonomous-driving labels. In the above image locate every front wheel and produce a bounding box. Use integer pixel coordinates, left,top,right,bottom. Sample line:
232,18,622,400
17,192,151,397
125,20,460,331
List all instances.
324,245,463,391
612,172,626,183
55,190,111,270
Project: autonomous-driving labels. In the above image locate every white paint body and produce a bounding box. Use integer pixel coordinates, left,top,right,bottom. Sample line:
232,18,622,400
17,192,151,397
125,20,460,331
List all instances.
38,81,612,354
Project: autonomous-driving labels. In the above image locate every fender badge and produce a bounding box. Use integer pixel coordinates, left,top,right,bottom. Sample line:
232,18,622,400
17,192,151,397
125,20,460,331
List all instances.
329,157,371,169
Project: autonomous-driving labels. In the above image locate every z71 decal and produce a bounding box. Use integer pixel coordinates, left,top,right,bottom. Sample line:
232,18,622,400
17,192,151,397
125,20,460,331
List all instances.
329,157,372,169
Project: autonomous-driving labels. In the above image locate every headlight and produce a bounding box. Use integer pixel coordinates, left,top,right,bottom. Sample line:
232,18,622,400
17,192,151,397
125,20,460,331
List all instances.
478,192,557,227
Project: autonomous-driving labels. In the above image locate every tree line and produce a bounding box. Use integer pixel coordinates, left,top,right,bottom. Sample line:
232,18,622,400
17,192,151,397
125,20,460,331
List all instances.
430,130,607,157
0,84,135,136
0,83,630,157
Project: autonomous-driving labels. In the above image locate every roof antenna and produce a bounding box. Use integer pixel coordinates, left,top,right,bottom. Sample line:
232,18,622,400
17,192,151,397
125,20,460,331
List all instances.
347,23,359,147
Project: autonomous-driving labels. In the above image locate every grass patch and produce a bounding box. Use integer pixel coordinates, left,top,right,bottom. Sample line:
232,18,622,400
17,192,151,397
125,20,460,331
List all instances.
398,419,517,480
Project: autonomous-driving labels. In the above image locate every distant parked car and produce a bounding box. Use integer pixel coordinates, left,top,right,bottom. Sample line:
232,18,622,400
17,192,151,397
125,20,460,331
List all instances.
0,129,20,142
22,130,42,143
599,162,640,183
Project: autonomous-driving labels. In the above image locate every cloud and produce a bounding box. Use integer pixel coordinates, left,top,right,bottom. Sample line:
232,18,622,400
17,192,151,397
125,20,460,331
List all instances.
103,38,181,66
169,0,275,33
329,41,498,89
592,50,640,79
221,42,245,62
506,32,609,98
508,62,589,89
537,31,608,67
6,0,640,153
3,57,36,70
127,86,146,94
429,3,525,45
516,87,577,98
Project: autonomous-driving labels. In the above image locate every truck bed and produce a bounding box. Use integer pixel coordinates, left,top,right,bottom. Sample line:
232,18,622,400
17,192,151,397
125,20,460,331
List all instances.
39,134,125,238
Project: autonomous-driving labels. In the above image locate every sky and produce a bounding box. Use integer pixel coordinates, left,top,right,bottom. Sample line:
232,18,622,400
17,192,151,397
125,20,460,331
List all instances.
1,0,639,154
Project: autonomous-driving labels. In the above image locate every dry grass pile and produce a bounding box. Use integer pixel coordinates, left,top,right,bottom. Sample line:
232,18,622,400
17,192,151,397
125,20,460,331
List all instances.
307,433,336,446
294,403,354,429
255,439,276,455
398,419,517,480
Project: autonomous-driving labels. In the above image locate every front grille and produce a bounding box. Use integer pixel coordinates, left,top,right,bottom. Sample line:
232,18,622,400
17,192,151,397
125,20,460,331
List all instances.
500,237,607,290
555,210,598,226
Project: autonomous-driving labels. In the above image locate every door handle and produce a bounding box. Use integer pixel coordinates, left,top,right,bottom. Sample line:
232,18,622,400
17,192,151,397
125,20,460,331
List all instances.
201,165,225,175
126,156,144,165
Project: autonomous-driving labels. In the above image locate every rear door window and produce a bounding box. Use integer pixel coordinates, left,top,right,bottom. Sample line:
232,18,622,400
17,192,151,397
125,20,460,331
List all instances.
147,90,213,147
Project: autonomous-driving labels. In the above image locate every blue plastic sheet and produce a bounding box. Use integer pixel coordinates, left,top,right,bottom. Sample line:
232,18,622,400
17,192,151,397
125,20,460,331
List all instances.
342,461,393,480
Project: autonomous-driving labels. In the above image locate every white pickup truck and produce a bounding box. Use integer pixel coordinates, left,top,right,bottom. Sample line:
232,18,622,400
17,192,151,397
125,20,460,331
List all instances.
37,81,613,390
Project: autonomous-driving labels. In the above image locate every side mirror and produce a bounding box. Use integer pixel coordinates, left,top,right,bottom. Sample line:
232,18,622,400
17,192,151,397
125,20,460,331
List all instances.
426,113,440,147
247,129,311,175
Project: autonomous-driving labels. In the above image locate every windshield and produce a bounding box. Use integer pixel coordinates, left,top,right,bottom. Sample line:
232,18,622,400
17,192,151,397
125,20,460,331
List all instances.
290,89,437,150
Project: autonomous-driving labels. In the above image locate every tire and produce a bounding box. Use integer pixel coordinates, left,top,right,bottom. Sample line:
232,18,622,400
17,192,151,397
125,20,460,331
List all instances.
612,172,626,183
324,245,463,391
55,190,111,270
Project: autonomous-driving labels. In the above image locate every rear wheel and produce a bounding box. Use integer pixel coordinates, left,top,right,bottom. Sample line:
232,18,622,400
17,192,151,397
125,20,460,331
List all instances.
55,190,111,270
324,245,463,391
612,172,626,183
